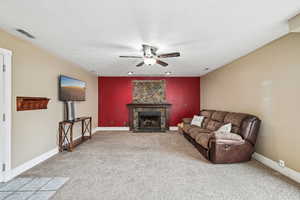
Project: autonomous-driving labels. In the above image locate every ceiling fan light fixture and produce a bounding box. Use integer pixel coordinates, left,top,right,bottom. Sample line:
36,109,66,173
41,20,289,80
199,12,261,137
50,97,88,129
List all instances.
144,57,156,66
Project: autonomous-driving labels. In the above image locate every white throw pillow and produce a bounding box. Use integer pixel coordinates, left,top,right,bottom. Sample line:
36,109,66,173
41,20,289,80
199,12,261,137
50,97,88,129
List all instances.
191,115,204,127
216,123,232,133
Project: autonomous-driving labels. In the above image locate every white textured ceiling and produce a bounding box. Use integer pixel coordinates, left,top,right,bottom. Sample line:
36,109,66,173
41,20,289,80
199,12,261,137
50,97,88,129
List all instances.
0,0,299,76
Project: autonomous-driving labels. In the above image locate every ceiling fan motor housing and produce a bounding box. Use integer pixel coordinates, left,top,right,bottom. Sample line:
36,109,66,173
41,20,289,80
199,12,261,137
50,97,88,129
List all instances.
143,44,157,58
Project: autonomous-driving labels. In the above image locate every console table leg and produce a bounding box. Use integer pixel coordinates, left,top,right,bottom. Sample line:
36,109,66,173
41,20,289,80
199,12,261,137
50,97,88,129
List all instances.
69,124,74,152
59,123,62,152
89,118,92,139
81,120,84,142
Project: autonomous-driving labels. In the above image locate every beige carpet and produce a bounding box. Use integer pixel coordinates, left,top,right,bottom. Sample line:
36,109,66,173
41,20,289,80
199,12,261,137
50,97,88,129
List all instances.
21,131,300,200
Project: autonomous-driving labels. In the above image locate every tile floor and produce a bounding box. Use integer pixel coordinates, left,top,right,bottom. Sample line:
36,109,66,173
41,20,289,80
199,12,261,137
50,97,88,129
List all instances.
0,177,68,200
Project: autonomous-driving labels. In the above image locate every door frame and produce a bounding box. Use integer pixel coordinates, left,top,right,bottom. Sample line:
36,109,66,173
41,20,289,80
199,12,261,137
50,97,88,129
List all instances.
0,48,12,182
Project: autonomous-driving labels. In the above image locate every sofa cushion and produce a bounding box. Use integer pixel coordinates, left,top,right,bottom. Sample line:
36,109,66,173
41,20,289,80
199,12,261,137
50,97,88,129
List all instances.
211,111,228,122
183,124,201,133
199,110,214,118
182,118,192,124
231,126,240,134
182,124,193,133
182,124,192,133
195,132,214,149
224,113,248,127
224,113,248,133
206,120,223,131
201,118,210,129
199,110,215,129
189,128,211,139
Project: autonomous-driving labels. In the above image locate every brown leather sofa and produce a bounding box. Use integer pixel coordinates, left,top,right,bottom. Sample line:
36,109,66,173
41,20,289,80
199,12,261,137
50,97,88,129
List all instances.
182,110,261,164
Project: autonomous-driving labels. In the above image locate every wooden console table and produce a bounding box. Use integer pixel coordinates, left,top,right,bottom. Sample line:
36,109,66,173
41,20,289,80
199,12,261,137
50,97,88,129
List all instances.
59,117,92,152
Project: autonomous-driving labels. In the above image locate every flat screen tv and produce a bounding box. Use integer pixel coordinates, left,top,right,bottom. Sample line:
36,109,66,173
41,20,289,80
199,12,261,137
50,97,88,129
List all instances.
59,75,86,101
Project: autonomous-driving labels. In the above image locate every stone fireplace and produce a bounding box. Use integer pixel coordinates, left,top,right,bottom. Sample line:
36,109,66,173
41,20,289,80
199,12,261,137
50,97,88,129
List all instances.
127,80,171,132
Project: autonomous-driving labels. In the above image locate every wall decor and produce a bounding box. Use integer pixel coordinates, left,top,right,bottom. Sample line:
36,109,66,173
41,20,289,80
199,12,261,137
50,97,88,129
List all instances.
132,80,166,104
16,97,50,111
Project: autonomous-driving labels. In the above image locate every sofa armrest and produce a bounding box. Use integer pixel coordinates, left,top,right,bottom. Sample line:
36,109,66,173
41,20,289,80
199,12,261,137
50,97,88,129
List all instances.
182,118,192,124
208,139,254,164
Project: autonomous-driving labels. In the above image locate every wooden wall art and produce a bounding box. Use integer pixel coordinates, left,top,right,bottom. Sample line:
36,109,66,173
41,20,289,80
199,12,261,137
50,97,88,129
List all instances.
17,97,50,111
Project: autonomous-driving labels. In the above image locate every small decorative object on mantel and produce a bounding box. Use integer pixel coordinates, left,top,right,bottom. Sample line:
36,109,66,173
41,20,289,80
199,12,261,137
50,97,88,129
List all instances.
16,97,50,111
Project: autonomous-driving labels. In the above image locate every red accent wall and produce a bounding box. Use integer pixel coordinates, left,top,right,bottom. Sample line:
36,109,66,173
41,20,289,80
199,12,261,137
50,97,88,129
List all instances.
98,77,200,127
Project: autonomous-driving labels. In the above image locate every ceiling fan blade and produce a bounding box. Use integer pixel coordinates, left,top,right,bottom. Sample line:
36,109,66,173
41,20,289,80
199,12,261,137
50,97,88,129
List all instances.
119,56,143,58
158,52,180,58
156,60,168,67
136,61,144,67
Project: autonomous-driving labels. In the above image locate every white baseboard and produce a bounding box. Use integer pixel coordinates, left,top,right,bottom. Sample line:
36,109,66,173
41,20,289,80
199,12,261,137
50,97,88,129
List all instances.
252,152,300,183
7,148,58,181
95,127,130,131
2,128,98,182
92,128,99,134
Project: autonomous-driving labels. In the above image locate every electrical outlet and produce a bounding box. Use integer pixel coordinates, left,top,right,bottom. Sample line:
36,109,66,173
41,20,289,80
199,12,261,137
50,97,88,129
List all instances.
278,160,285,168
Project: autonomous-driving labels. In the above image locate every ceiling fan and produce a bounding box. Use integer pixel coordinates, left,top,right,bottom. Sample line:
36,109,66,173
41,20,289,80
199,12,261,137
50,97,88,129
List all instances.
119,44,180,67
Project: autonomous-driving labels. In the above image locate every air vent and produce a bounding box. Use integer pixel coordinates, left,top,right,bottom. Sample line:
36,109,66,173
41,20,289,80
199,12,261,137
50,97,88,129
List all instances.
16,29,35,39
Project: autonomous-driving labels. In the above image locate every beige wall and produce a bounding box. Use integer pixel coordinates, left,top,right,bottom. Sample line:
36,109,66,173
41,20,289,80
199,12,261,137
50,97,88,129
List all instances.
289,14,300,32
201,33,300,172
0,29,98,168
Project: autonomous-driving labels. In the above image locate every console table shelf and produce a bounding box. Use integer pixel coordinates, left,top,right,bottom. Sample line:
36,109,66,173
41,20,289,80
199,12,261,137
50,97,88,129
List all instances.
59,117,92,152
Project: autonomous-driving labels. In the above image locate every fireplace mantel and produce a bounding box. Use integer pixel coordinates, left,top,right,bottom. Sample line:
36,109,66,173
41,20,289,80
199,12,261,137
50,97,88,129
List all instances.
127,103,172,108
127,103,172,132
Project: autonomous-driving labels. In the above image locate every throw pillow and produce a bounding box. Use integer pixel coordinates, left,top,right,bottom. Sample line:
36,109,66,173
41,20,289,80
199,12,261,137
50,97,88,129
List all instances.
191,115,204,127
216,123,232,133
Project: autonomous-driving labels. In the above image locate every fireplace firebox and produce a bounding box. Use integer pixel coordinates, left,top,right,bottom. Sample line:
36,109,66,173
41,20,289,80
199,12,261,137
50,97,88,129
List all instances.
138,111,161,131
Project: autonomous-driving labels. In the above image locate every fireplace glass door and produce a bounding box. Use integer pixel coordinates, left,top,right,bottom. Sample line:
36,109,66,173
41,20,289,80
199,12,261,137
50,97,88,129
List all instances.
138,111,161,131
